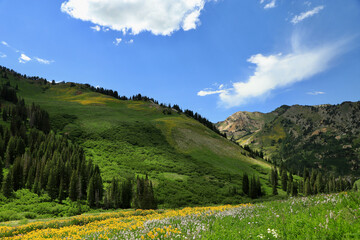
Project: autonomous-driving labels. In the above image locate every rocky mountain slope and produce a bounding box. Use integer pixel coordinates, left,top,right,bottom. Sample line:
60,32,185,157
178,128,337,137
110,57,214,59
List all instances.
217,102,360,176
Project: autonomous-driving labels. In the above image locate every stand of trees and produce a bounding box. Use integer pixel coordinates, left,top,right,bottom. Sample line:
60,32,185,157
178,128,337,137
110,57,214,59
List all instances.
268,164,356,197
242,172,263,199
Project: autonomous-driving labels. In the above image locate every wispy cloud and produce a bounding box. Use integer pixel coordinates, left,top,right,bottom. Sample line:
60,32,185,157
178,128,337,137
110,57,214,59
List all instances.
264,0,276,9
291,5,324,24
198,89,226,97
34,57,54,64
260,0,276,9
2,40,54,64
198,35,350,108
113,38,122,46
19,54,31,63
90,25,101,32
1,41,9,47
307,91,325,95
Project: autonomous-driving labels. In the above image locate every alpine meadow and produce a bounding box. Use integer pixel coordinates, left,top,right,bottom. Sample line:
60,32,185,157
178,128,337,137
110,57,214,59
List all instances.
0,0,360,239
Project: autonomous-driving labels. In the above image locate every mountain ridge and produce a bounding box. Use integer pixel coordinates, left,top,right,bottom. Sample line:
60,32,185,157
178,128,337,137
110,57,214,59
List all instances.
217,101,360,176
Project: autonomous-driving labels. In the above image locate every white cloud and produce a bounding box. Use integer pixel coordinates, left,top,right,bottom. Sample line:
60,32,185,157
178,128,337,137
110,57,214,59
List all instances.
127,39,134,44
197,89,226,97
19,54,31,63
61,0,208,36
114,38,122,45
1,41,9,47
0,52,6,58
264,0,276,9
291,5,324,24
90,25,101,31
198,37,349,108
307,91,325,95
34,57,54,64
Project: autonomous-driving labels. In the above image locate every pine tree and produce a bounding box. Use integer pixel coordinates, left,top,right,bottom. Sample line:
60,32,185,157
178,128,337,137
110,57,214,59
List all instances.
46,168,58,200
242,172,249,196
2,171,13,198
69,171,78,201
315,172,323,194
305,178,311,196
87,176,95,207
281,170,288,192
121,178,133,209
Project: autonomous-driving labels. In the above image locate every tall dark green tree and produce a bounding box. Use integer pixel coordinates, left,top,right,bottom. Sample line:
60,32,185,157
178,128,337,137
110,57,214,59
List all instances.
281,169,288,192
242,172,249,196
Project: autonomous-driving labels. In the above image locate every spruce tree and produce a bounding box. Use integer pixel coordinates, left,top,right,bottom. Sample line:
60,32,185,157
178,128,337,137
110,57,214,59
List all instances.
281,170,288,192
305,178,311,196
2,171,13,198
242,173,249,196
87,176,95,207
121,178,133,209
69,171,78,201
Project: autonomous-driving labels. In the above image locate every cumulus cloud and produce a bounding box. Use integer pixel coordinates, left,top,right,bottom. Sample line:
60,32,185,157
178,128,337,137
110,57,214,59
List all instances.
1,41,9,47
198,36,349,108
19,54,31,63
307,91,325,95
0,52,6,58
291,5,324,24
61,0,208,36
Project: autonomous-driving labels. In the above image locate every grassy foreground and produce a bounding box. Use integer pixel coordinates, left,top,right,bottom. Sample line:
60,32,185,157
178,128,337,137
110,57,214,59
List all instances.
0,192,358,239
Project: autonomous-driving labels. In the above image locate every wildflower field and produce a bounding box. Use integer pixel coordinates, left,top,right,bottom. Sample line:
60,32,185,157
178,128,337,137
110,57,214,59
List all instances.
0,192,359,239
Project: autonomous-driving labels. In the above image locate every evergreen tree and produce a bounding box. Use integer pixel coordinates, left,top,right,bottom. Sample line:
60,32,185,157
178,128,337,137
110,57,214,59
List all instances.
305,178,311,196
121,178,133,209
69,171,78,201
46,169,58,200
242,172,249,196
281,169,288,192
87,176,95,207
2,171,13,198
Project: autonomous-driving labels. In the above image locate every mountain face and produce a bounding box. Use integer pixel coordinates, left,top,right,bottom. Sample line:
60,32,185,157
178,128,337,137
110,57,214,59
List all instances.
0,66,272,208
218,102,360,176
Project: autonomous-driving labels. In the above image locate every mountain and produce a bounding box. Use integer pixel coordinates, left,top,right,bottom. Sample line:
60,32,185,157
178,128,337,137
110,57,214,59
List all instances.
217,102,360,176
0,66,272,208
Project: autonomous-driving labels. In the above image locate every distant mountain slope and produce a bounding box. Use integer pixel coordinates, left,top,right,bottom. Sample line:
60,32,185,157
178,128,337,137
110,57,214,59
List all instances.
217,102,360,176
0,67,272,208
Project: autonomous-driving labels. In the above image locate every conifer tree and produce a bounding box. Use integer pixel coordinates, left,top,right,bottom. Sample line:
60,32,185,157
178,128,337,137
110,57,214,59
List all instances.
242,172,249,196
305,178,311,196
2,171,13,198
281,169,288,192
87,176,95,207
69,171,78,201
121,178,133,209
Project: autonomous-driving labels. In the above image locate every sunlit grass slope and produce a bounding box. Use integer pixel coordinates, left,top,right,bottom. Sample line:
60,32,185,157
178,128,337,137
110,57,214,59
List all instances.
3,75,273,207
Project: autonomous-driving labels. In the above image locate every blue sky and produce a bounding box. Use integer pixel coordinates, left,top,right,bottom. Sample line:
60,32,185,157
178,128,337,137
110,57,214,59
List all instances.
0,0,359,122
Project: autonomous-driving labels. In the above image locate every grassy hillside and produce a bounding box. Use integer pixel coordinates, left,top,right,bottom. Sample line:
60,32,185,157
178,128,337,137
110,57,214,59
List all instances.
0,68,273,208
